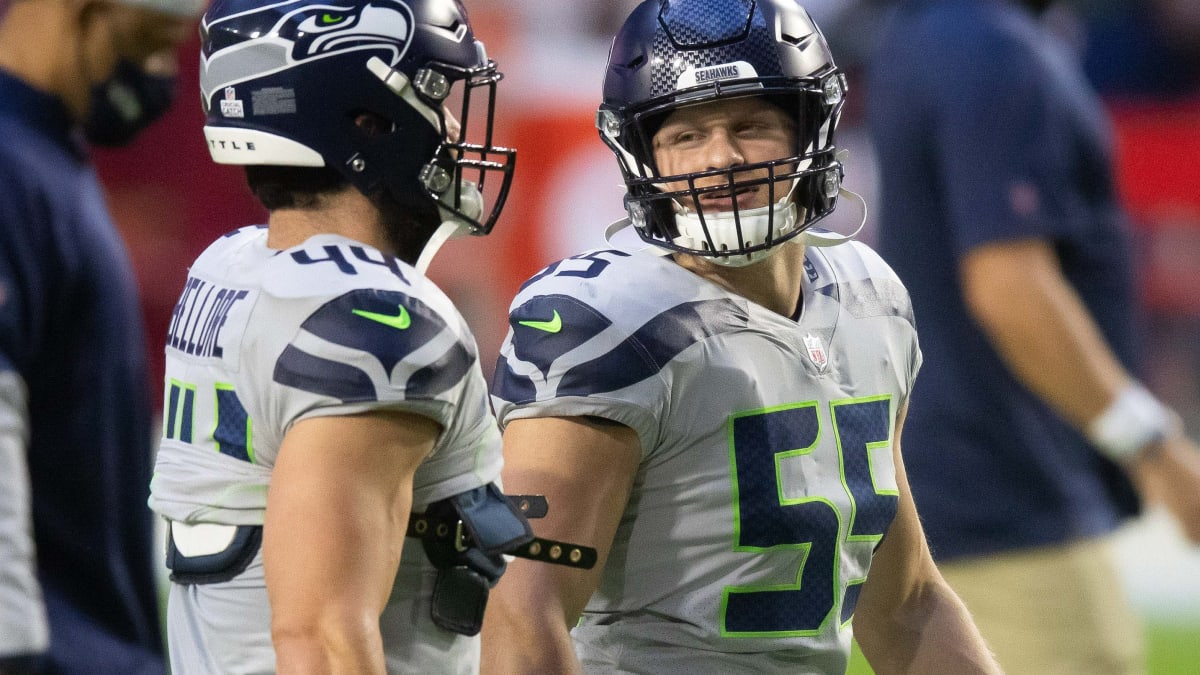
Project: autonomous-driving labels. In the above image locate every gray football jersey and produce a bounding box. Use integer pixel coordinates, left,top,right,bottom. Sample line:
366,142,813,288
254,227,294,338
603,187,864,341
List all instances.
150,227,501,674
493,242,921,674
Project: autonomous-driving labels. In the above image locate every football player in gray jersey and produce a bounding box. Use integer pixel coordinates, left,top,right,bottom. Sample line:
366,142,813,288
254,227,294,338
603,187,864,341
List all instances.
147,0,530,672
482,1,1001,673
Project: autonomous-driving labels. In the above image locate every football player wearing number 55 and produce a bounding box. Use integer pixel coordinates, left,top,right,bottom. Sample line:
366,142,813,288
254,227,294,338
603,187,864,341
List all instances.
146,0,534,672
479,1,1000,673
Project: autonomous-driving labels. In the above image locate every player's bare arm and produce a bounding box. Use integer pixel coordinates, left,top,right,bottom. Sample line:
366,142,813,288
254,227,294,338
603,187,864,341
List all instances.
852,404,1002,674
265,410,439,673
963,238,1200,542
481,416,640,675
961,239,1127,425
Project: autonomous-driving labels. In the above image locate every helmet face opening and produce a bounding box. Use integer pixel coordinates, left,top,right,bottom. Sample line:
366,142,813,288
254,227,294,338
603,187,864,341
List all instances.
598,0,846,264
200,0,514,236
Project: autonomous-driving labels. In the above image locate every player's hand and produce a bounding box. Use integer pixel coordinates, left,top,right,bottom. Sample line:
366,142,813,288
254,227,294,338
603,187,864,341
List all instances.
1131,434,1200,544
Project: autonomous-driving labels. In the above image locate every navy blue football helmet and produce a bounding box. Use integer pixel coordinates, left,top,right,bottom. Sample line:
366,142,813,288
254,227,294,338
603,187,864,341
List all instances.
199,0,514,236
598,0,847,265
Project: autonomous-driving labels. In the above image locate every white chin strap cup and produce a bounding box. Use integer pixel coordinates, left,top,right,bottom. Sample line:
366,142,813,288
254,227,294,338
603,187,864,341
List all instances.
604,187,868,263
671,202,796,268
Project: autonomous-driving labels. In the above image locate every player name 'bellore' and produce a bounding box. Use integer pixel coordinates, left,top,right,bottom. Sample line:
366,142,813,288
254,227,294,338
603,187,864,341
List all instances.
166,276,250,358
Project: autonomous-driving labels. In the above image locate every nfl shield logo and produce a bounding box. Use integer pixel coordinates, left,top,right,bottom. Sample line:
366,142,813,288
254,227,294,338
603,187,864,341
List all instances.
220,87,245,118
804,333,828,371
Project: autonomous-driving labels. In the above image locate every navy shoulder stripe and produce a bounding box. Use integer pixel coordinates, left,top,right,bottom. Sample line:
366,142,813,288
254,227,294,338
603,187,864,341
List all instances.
556,297,747,397
273,289,471,401
494,297,748,405
509,294,613,377
275,345,378,402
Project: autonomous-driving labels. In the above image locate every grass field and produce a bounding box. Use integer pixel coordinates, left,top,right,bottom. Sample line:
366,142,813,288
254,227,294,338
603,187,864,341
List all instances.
846,622,1200,674
1143,623,1200,674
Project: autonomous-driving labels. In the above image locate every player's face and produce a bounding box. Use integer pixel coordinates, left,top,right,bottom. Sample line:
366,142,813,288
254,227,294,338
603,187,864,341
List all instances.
443,105,461,142
652,96,796,212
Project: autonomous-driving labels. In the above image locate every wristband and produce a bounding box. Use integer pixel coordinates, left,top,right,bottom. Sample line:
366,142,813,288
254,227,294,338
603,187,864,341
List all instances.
1085,384,1180,462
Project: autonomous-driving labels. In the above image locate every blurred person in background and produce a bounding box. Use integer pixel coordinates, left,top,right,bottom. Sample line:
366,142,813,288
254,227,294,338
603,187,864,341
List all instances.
1082,0,1200,101
480,0,1000,673
0,0,202,673
866,0,1200,672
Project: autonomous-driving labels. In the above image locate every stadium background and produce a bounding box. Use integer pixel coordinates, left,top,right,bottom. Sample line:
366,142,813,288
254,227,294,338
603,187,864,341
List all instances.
87,0,1199,669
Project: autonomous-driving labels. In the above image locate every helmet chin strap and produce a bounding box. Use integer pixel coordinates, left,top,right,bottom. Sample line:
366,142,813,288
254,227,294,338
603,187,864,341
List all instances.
605,217,673,256
799,187,867,247
414,180,484,274
415,219,467,274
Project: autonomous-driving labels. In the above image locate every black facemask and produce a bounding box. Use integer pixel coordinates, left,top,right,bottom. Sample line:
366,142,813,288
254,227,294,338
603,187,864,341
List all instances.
83,59,177,147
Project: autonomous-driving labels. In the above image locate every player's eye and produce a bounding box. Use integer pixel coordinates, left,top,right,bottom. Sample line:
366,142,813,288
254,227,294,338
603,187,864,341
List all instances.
660,127,704,147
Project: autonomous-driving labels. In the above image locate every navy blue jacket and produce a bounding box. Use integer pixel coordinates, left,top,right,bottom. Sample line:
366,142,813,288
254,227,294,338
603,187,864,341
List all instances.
0,69,164,674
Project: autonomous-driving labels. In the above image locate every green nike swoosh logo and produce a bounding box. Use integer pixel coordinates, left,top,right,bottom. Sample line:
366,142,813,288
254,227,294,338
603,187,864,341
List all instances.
518,310,562,334
352,304,411,330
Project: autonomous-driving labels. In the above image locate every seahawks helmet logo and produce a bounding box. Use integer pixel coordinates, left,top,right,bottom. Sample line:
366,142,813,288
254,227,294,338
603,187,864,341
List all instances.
201,0,415,103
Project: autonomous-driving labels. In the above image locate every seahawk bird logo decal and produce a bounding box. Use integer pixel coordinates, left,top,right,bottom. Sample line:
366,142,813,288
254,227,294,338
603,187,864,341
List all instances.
200,0,415,105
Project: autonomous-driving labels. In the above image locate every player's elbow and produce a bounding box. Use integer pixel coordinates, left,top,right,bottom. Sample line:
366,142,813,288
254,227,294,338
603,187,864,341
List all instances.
482,582,582,674
271,610,384,673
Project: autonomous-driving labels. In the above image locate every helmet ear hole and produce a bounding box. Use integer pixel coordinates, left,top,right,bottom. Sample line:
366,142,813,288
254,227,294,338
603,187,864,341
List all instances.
353,111,396,138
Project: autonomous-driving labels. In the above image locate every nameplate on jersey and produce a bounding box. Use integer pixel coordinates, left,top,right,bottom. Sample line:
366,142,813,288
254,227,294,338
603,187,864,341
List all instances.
166,275,257,368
